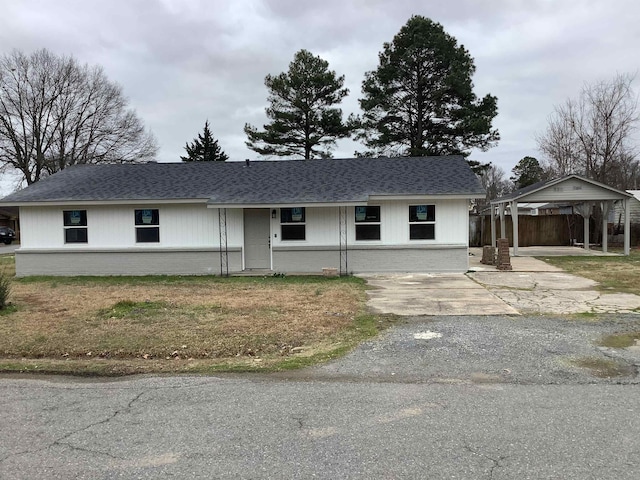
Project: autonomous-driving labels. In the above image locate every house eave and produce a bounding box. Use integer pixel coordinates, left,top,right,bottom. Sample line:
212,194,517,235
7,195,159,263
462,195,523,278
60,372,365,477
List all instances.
368,194,482,201
206,201,364,209
0,198,212,207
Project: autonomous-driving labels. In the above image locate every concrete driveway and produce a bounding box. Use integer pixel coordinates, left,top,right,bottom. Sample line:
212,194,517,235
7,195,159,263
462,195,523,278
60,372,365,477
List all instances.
360,273,519,316
0,243,18,255
359,248,640,316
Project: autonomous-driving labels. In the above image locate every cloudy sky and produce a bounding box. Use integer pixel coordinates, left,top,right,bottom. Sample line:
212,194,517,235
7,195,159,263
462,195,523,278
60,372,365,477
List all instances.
1,0,639,191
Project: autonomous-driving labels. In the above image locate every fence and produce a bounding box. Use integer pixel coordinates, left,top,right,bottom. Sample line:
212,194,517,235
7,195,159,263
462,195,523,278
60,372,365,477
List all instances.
470,214,585,247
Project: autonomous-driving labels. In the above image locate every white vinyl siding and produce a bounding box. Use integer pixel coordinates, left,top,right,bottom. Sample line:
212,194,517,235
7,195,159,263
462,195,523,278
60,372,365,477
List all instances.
271,207,340,247
369,200,468,245
18,205,244,249
269,200,468,248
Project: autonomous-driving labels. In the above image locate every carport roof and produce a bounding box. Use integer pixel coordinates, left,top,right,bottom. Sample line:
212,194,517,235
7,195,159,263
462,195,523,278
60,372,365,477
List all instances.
491,174,633,205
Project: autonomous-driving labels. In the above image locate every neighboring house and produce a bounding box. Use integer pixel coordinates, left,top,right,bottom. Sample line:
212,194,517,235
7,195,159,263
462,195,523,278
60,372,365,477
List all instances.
0,207,19,235
0,156,484,277
613,190,640,226
476,202,573,217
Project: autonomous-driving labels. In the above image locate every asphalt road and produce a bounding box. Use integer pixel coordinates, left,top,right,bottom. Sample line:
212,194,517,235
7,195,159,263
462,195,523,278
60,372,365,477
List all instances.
1,314,639,479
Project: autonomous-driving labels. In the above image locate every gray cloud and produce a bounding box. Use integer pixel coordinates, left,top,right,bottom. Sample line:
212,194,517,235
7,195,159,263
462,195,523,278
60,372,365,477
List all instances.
1,0,639,193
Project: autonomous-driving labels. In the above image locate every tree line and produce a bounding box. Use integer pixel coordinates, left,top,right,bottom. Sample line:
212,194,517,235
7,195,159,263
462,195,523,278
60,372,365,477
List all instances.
2,15,639,193
0,16,499,183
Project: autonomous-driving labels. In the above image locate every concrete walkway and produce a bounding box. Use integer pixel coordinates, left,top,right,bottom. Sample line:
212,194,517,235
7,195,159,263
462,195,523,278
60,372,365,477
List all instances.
468,249,640,315
360,248,640,316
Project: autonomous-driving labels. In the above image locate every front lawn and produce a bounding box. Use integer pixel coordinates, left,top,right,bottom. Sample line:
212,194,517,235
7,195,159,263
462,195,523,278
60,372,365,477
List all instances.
539,249,640,296
0,261,393,375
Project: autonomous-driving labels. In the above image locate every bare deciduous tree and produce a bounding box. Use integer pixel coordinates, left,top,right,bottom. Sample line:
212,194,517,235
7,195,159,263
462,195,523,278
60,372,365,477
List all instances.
0,49,158,185
478,163,510,204
536,73,639,189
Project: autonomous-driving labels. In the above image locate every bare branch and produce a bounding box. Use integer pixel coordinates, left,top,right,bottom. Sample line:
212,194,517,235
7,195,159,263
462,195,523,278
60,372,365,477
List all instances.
537,73,639,189
0,49,158,185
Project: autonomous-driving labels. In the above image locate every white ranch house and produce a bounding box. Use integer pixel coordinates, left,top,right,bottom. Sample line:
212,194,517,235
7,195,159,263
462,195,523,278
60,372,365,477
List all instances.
0,156,484,277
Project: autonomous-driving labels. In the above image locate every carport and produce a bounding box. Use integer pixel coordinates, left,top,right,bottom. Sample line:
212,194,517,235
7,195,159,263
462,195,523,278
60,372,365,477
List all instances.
490,175,634,255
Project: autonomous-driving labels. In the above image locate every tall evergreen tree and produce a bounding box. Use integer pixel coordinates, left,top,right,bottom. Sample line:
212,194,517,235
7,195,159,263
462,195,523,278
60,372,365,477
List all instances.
355,16,499,160
181,121,228,162
511,156,545,189
244,49,351,159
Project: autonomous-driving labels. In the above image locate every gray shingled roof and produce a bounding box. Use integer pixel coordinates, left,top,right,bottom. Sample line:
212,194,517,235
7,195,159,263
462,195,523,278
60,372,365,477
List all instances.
0,156,484,205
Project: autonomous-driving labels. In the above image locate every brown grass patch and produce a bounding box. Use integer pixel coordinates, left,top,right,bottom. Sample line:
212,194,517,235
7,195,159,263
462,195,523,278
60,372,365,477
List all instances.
568,356,636,378
0,274,388,375
540,249,640,296
597,332,640,349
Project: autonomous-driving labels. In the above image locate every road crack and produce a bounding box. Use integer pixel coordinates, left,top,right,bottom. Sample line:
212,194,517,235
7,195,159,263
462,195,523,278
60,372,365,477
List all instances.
49,390,146,459
463,442,507,479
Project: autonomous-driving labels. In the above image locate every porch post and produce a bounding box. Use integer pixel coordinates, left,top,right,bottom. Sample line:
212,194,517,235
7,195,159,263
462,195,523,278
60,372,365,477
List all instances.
601,201,608,254
490,203,496,247
499,203,506,240
218,208,229,276
339,206,348,275
511,200,519,256
624,198,631,256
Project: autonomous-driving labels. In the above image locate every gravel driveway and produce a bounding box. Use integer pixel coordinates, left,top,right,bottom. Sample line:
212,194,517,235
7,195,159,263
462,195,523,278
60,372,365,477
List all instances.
295,315,640,385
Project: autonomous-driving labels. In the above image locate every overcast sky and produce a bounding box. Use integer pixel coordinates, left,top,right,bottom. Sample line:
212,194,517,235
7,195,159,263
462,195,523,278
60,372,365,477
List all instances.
1,0,639,192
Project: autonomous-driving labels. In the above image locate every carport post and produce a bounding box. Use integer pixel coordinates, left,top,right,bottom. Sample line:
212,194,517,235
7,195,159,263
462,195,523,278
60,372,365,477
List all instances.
511,200,519,256
499,203,506,240
583,214,590,252
624,198,631,255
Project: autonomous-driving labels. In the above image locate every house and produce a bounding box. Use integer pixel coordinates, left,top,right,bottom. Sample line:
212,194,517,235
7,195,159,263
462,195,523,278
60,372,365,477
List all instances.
613,190,640,226
0,156,484,277
0,207,19,235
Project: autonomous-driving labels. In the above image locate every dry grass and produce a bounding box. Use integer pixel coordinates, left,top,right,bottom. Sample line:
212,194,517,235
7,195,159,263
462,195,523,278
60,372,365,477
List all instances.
597,332,640,349
539,249,640,297
0,267,392,375
568,356,636,378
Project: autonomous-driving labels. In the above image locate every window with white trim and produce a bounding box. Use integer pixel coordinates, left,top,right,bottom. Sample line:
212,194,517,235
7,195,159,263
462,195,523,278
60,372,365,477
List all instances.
355,206,380,241
280,207,305,240
409,205,435,240
63,210,88,243
135,209,160,243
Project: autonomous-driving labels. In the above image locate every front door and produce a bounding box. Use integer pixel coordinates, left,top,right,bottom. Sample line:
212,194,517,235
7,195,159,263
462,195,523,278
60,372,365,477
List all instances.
243,209,271,269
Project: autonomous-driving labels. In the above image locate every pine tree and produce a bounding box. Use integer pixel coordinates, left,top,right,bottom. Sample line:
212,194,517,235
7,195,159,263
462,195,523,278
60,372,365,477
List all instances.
511,156,545,189
181,121,228,162
355,16,499,159
244,49,351,159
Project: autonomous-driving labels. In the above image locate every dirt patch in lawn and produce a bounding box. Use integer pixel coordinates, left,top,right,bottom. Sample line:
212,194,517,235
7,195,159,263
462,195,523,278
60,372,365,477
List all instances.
568,357,636,378
0,274,393,375
597,332,640,349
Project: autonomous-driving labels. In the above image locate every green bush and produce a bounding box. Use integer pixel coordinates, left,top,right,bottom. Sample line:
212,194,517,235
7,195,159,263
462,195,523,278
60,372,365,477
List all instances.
0,270,11,309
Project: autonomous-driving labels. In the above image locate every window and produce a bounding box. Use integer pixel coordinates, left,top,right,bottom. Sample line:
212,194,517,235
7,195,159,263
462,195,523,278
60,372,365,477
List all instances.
409,205,435,240
355,206,380,241
135,209,160,243
280,207,305,240
63,210,88,243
